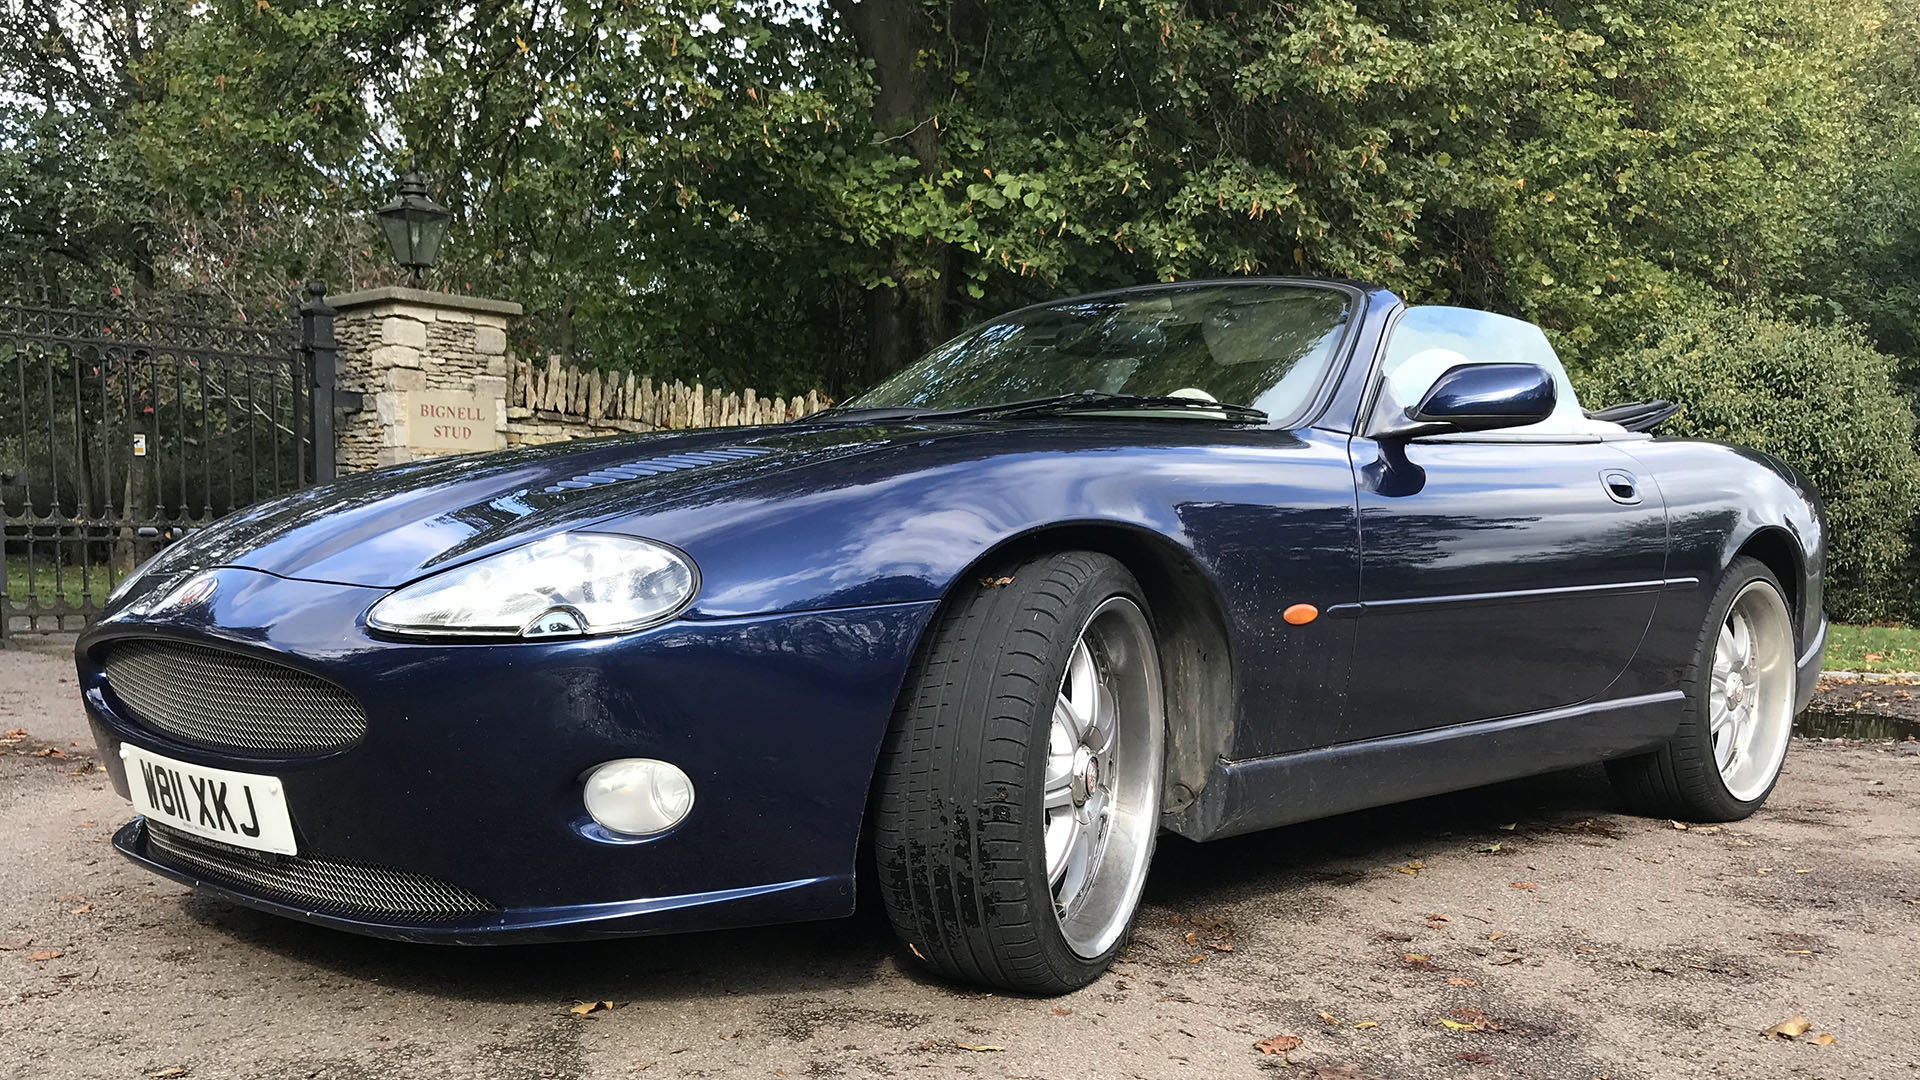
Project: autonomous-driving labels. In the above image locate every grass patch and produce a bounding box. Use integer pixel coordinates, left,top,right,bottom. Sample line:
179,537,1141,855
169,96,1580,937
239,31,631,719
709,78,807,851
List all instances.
1824,624,1920,673
4,560,120,611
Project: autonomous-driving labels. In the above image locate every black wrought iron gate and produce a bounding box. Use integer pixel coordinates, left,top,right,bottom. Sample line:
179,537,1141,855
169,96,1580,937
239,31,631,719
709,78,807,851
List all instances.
0,284,336,638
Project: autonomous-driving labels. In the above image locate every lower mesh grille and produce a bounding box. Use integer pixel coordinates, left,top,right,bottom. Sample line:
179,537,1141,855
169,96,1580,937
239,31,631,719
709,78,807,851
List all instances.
144,823,497,921
103,640,368,753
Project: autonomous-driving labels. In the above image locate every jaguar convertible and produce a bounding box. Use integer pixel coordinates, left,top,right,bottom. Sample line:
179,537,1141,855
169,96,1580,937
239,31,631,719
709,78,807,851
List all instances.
79,278,1826,993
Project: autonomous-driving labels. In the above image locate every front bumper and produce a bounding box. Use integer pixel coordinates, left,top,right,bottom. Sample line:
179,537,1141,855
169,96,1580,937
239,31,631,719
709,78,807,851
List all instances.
81,568,936,942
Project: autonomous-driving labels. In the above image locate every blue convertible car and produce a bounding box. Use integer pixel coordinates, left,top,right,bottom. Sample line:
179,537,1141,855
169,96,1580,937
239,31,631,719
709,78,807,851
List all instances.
79,279,1825,993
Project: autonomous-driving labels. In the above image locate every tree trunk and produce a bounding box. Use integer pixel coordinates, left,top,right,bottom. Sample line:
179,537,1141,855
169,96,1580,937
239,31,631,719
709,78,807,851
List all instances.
828,0,953,385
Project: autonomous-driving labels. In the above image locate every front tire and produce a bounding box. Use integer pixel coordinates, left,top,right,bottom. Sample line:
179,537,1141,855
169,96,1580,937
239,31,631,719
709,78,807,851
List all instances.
1608,556,1798,821
872,551,1165,993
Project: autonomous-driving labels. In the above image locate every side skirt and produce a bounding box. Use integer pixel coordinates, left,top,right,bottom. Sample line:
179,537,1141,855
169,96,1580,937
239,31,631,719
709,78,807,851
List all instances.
1166,691,1685,841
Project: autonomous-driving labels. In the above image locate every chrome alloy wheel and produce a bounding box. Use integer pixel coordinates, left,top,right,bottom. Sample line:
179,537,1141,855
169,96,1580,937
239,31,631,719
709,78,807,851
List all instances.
1711,580,1794,802
1042,597,1164,959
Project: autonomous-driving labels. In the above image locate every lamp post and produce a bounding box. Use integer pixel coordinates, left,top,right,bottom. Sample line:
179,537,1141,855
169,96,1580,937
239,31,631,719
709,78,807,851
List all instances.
376,169,453,287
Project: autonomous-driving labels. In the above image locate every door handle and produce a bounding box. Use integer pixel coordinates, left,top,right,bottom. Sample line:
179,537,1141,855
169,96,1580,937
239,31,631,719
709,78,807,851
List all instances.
1601,469,1641,505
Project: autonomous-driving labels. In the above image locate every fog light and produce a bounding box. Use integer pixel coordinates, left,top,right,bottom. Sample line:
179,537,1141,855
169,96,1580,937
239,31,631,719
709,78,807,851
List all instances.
583,759,694,836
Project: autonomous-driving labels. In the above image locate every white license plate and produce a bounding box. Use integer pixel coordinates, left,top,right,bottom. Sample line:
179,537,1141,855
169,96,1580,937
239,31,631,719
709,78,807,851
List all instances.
120,743,298,855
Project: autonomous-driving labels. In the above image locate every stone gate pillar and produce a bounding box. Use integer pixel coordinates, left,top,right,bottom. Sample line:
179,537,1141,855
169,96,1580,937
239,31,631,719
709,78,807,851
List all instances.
325,286,522,471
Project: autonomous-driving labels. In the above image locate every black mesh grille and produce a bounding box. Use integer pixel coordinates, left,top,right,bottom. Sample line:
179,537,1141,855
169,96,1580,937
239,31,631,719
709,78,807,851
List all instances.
144,823,497,920
102,640,368,753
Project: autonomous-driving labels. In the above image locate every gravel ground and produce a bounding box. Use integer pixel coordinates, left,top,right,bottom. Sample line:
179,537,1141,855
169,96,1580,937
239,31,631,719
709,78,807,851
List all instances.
5,640,1919,1080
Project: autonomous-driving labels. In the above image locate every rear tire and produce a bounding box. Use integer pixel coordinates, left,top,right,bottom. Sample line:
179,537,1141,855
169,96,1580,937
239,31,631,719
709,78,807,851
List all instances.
1607,556,1797,821
871,551,1165,994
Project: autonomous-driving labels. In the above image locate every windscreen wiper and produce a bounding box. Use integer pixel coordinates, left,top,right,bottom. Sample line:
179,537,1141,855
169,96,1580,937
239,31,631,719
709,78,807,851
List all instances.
912,390,1268,423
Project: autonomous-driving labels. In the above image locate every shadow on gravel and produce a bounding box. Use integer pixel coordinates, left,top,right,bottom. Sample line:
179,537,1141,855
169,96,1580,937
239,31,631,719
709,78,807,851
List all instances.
171,764,1626,1002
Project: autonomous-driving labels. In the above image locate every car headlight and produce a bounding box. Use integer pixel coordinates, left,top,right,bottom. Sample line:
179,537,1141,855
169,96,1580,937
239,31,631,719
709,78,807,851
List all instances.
106,553,163,607
366,533,698,640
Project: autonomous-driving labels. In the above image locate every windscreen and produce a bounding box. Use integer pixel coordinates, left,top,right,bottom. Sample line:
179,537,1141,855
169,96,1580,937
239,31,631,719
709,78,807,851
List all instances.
849,283,1353,423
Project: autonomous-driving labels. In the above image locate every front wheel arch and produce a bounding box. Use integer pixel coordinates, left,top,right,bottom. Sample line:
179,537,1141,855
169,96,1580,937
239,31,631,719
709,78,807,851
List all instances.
910,522,1235,817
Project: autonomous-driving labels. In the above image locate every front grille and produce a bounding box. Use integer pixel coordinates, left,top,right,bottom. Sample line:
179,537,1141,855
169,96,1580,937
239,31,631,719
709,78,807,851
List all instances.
102,640,367,753
144,823,497,921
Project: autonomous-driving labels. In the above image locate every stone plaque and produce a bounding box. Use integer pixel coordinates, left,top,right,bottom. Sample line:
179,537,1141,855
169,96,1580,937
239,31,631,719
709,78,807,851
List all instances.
406,389,497,453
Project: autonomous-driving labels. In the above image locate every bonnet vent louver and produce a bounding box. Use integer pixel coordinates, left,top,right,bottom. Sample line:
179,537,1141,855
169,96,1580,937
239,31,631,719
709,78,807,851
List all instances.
543,447,771,493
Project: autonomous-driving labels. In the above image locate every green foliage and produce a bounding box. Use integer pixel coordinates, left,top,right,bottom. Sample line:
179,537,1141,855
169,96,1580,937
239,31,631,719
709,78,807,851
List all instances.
1575,308,1920,621
8,0,1920,611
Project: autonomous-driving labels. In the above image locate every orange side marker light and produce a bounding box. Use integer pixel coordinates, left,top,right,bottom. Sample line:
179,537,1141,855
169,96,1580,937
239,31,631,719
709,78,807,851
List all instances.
1283,603,1319,626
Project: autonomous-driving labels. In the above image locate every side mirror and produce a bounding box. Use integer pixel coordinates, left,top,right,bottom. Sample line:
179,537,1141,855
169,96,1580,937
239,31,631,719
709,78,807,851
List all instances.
1376,362,1556,438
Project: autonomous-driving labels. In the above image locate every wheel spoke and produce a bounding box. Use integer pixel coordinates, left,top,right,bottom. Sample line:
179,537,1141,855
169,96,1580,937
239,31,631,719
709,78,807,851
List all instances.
1067,639,1096,716
1710,701,1734,734
1055,690,1088,743
1086,680,1117,753
1731,616,1753,671
1045,780,1075,810
1056,813,1100,905
1045,813,1077,885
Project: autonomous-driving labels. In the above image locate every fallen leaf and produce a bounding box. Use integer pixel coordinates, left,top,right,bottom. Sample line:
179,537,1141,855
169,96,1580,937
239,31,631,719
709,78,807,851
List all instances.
1447,977,1476,987
1493,954,1525,966
1186,953,1206,963
1487,931,1506,942
1426,913,1451,923
1480,843,1502,853
1449,1008,1494,1030
1762,1015,1811,1040
69,903,92,915
1865,652,1884,662
1509,882,1538,891
150,1069,188,1079
1397,860,1424,875
1352,1020,1378,1029
1253,1035,1304,1056
1794,868,1813,875
568,1000,617,1017
3,728,26,738
1183,930,1198,945
978,576,1014,588
1693,825,1722,835
1671,820,1689,830
28,950,61,962
1207,942,1234,953
1318,1011,1340,1025
55,894,83,901
1811,1032,1836,1046
1458,1051,1496,1064
955,1043,1003,1053
1497,823,1517,831
1051,1007,1073,1016
1402,953,1440,971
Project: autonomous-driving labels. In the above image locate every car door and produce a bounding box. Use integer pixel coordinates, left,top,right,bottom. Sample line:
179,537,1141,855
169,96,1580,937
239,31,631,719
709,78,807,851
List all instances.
1337,307,1668,742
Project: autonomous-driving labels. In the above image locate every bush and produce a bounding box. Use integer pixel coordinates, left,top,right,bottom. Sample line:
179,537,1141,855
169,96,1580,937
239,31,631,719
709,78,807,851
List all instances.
1573,307,1920,622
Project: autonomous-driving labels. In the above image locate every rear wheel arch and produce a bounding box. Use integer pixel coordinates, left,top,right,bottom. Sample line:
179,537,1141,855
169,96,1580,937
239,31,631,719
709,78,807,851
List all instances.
1733,526,1803,623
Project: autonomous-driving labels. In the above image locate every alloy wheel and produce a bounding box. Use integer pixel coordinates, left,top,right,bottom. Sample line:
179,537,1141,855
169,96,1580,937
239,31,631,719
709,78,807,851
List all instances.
1042,596,1163,958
